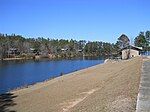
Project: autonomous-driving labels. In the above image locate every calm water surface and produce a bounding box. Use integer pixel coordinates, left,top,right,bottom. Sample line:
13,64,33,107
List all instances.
0,57,104,94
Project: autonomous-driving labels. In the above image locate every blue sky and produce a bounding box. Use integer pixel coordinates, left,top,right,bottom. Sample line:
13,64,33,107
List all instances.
0,0,150,43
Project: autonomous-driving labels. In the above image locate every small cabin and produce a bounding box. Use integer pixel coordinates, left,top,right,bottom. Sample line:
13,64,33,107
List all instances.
121,45,142,59
77,49,83,52
8,48,20,55
61,48,68,52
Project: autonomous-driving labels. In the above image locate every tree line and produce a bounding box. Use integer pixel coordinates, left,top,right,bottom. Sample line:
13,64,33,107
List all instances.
0,34,118,59
134,31,150,51
0,31,150,60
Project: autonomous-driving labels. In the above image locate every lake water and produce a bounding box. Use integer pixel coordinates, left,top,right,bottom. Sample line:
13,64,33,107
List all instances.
0,57,104,94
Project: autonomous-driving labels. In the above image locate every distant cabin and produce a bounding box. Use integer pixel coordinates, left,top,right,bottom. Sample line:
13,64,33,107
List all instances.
8,48,20,55
61,48,68,52
30,48,36,53
77,49,82,52
121,45,142,59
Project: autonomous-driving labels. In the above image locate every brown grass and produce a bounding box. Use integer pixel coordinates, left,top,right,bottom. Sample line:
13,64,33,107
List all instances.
8,57,142,112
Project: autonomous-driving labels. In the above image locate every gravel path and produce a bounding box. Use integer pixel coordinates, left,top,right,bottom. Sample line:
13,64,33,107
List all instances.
136,60,150,112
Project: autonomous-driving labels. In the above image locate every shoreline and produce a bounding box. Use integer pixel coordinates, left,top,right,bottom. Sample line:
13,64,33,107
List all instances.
0,57,28,61
0,55,108,61
10,61,105,94
2,57,142,112
0,61,104,94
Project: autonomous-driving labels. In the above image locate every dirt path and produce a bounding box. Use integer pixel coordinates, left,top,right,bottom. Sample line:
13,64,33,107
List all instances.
6,57,142,112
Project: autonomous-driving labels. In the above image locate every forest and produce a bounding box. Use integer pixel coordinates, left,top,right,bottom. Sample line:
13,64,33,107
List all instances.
0,31,150,60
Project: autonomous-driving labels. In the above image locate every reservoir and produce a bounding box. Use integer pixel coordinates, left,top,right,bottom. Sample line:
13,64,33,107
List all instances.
0,57,104,94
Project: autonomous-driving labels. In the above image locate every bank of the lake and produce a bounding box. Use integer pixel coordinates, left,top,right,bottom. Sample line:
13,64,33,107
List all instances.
3,57,142,112
0,57,104,94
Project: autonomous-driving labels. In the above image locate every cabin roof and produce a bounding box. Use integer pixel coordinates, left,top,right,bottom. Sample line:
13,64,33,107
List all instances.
121,45,142,51
9,48,17,51
30,48,35,51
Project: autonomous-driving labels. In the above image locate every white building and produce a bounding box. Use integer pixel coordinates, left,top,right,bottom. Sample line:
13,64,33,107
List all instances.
121,45,142,59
